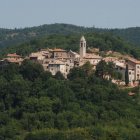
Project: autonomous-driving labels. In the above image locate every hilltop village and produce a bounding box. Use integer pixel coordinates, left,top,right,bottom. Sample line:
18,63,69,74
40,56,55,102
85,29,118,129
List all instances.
1,36,140,87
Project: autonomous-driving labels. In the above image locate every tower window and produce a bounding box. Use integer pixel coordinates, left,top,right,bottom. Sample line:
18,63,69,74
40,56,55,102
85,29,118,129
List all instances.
84,43,86,47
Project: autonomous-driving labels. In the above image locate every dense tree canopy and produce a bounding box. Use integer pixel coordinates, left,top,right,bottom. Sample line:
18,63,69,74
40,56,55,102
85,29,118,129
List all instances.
0,60,139,139
1,23,140,49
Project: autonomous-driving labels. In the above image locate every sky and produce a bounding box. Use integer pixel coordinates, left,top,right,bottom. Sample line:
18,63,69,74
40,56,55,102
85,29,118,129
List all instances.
0,0,139,29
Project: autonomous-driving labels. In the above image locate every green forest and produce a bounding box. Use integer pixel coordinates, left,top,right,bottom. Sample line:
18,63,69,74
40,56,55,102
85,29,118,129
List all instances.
1,32,140,59
0,60,140,140
1,23,140,49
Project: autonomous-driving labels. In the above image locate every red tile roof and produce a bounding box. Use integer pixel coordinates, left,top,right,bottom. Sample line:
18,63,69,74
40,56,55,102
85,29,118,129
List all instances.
7,53,21,58
50,48,66,52
127,57,140,64
5,58,23,63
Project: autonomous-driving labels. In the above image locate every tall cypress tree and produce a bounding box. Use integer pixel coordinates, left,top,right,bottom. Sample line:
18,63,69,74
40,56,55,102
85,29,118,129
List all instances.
125,64,129,86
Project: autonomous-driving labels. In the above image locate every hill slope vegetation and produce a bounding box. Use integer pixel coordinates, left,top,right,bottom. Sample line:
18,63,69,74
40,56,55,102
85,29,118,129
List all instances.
0,23,140,48
0,61,139,139
1,32,140,59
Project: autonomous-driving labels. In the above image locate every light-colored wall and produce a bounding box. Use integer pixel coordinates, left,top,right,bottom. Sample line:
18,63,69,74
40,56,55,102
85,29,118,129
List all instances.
128,69,135,82
135,64,140,80
48,64,67,77
80,41,86,58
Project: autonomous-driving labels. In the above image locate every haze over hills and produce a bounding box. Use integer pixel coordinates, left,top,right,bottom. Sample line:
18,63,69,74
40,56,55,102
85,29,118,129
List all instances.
0,23,140,49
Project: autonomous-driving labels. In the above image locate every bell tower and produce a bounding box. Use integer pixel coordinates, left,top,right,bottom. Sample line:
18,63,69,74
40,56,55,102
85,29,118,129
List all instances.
80,36,86,58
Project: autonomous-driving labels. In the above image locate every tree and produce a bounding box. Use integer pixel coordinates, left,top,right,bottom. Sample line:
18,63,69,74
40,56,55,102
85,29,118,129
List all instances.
95,60,120,80
125,64,129,86
81,61,93,76
54,71,65,80
67,67,86,80
95,60,108,79
20,60,44,81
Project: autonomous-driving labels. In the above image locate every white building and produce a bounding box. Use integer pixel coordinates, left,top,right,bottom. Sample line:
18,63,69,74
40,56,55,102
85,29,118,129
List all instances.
48,59,67,78
127,58,140,81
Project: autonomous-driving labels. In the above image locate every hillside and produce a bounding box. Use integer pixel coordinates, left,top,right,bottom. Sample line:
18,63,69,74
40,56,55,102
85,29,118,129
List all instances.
0,61,139,139
1,32,140,60
0,24,140,140
0,23,140,48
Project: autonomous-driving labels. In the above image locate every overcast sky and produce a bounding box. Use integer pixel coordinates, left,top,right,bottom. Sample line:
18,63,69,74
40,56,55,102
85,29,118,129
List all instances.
0,0,139,29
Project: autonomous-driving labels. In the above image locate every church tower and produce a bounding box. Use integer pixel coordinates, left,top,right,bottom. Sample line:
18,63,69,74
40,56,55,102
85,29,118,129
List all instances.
80,36,86,58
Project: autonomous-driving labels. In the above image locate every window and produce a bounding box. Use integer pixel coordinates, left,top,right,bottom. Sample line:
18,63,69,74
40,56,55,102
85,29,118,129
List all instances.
84,43,86,47
129,72,131,75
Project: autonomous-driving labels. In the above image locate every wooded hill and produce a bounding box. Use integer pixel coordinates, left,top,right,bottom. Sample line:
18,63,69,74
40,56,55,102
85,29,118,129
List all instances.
1,32,140,60
0,23,140,49
0,24,140,139
0,60,140,140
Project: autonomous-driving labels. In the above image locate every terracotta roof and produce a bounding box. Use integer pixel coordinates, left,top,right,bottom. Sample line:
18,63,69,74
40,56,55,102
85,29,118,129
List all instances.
127,57,140,64
7,53,21,58
84,53,102,59
5,58,23,63
51,48,67,52
103,57,118,62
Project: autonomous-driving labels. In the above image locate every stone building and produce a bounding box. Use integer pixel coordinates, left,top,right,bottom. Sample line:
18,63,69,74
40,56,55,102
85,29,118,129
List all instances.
79,36,102,69
48,59,67,78
126,58,140,81
4,53,23,65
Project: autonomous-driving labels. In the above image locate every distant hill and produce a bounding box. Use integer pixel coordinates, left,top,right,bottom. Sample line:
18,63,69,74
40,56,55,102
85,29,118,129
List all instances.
0,23,140,48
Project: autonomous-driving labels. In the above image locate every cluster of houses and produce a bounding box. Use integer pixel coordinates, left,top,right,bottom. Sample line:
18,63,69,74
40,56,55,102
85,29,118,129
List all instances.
1,36,140,86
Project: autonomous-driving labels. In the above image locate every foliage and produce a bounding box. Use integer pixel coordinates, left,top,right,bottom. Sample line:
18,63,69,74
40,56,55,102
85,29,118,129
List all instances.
95,60,120,80
54,71,65,80
125,64,129,86
1,27,140,59
0,61,139,139
1,24,140,49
